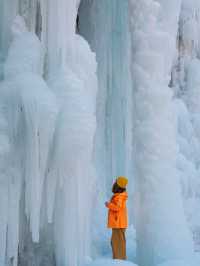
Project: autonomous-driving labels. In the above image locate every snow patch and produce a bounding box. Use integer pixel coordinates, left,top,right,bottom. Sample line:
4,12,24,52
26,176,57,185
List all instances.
85,259,137,266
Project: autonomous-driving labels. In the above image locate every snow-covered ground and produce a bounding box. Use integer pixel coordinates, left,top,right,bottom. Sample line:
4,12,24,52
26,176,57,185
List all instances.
85,258,137,266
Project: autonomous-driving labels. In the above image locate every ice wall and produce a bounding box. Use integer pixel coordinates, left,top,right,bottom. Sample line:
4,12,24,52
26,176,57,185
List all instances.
0,1,98,266
78,0,134,256
171,0,200,253
1,0,200,266
79,0,133,193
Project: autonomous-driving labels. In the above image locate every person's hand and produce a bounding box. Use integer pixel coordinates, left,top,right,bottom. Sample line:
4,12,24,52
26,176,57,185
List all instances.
105,202,109,207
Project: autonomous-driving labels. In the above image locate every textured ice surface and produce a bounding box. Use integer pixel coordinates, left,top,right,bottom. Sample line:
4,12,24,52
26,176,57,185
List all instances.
129,0,194,265
0,4,97,266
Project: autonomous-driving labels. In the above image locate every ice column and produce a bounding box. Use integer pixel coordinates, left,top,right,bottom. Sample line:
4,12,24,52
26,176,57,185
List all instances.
129,0,194,265
79,0,133,193
46,1,98,266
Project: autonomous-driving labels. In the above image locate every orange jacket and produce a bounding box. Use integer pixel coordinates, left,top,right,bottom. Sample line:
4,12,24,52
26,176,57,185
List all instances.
106,192,128,228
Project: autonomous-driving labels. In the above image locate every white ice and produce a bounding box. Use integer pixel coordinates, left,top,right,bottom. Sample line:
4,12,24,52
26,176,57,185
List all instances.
0,1,200,266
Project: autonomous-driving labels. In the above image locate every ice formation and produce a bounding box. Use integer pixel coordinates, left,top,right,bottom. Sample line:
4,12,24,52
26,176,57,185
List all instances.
0,1,97,266
129,1,194,265
0,1,200,266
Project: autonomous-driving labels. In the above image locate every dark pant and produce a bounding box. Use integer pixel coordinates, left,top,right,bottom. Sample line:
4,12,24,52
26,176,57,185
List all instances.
111,228,126,260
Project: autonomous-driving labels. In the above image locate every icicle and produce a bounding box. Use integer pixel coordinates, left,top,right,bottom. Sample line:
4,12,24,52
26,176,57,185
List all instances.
4,15,58,245
0,83,12,266
0,175,8,266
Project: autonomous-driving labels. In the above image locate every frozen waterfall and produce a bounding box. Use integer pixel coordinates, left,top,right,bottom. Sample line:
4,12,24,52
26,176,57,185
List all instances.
0,1,200,266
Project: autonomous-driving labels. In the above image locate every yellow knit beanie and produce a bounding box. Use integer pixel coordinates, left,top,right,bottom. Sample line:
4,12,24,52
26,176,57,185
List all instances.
116,176,128,189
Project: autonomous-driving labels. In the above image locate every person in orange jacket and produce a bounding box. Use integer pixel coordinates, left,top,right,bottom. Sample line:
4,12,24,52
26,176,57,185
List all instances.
105,176,128,260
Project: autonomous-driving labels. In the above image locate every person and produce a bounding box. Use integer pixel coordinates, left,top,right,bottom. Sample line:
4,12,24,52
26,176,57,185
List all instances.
105,176,128,260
